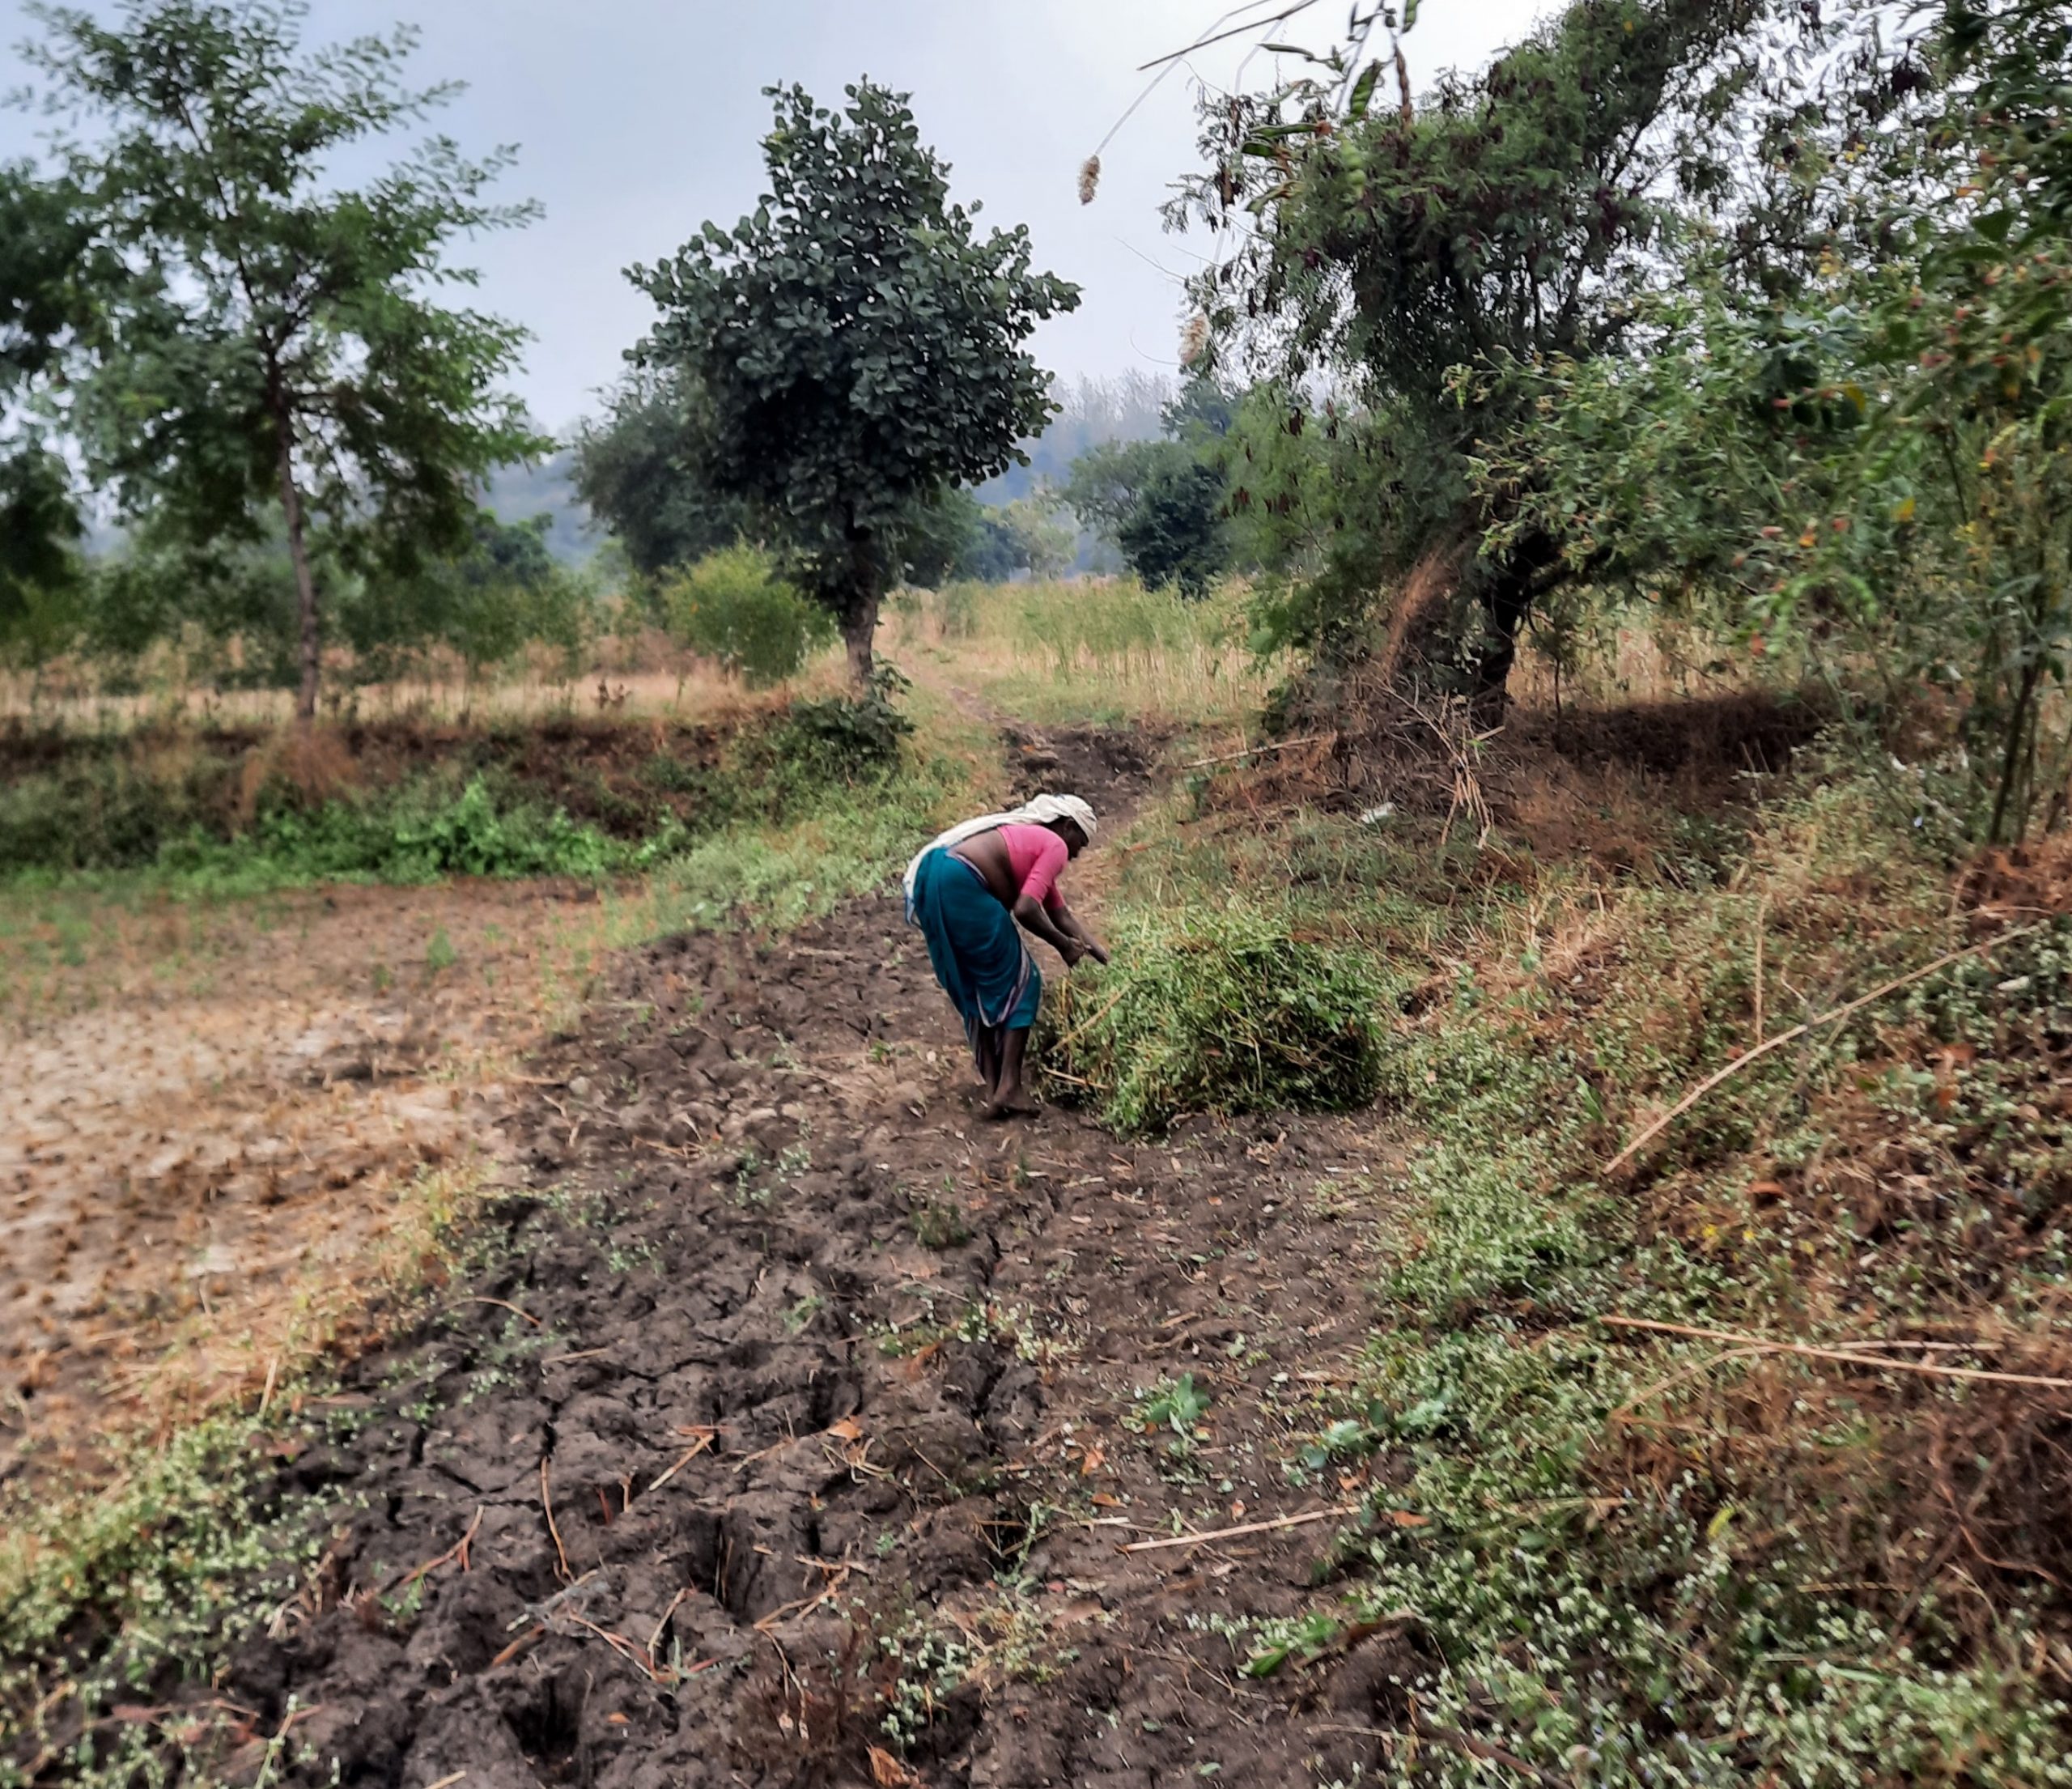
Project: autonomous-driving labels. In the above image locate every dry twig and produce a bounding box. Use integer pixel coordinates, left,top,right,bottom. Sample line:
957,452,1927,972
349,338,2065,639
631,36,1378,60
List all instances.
1600,1315,2072,1393
1606,924,2044,1173
540,1457,571,1581
1121,1505,1358,1553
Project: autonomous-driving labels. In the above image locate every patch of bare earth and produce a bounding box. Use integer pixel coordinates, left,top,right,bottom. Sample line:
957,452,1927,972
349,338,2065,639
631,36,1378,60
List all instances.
0,880,615,1479
173,914,1403,1783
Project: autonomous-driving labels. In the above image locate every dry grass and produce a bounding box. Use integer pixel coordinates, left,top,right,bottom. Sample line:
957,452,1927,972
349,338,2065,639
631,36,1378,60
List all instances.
884,576,1284,728
0,631,850,736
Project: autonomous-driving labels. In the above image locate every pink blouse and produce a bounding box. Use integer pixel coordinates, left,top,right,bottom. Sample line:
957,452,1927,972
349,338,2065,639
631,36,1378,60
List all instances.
996,823,1068,910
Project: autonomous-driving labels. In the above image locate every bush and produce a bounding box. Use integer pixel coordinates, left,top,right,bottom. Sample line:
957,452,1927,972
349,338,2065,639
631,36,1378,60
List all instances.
658,545,834,686
1037,905,1390,1133
234,776,618,881
0,749,238,870
754,678,913,787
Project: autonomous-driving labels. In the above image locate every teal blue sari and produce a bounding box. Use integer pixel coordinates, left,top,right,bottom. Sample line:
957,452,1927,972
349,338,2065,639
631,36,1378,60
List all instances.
907,846,1041,1064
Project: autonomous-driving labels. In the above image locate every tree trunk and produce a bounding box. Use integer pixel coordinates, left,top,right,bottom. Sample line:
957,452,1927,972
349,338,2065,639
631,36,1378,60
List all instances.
1466,532,1559,719
841,595,879,693
274,407,321,726
838,527,884,694
1467,577,1534,718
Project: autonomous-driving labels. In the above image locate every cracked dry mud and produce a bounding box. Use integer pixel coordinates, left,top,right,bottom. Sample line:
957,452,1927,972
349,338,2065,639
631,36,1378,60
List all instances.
35,732,1420,1787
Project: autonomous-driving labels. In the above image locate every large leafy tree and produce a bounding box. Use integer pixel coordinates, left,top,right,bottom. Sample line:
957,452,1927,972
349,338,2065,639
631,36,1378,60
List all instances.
13,0,543,720
630,81,1079,689
1175,0,1851,703
1478,0,2072,841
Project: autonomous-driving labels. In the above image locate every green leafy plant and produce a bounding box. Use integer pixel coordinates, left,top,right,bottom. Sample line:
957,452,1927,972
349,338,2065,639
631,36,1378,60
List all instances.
629,79,1079,686
1134,1373,1212,1437
656,544,834,686
1038,904,1391,1132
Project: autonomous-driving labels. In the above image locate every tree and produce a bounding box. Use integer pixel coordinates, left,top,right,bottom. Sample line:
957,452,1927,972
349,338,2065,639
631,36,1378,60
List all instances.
1063,377,1236,596
1174,0,1850,703
338,511,588,694
1475,0,2072,841
0,159,103,665
15,0,543,721
629,81,1079,690
571,369,754,577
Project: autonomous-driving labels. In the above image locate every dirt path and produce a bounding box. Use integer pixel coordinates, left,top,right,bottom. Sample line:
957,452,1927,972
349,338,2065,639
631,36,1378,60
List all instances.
151,730,1413,1788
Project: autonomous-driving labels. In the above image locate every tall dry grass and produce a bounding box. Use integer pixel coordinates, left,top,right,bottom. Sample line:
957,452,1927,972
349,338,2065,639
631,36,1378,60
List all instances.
885,576,1284,727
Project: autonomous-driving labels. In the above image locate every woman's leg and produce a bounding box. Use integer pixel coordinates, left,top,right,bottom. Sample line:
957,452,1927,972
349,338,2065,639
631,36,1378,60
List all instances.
982,1025,1034,1119
974,1025,1000,1092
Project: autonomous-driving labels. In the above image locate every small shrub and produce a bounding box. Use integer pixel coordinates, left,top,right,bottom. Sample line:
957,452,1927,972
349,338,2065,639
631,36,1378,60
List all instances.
658,545,835,686
235,776,618,882
911,1197,971,1250
1038,904,1391,1133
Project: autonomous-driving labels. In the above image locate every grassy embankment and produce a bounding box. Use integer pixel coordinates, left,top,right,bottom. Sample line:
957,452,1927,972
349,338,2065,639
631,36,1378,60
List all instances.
1046,711,2072,1779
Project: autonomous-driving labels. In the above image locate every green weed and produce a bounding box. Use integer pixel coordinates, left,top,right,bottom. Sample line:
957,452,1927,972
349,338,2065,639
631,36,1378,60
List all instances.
1038,902,1393,1133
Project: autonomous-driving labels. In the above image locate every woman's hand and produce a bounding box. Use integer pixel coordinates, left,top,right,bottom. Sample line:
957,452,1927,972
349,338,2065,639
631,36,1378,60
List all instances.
1084,939,1111,967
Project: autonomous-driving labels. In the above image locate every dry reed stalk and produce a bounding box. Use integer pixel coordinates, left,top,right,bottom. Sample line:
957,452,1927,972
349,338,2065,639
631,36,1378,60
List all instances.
1600,1315,2072,1393
1606,924,2044,1173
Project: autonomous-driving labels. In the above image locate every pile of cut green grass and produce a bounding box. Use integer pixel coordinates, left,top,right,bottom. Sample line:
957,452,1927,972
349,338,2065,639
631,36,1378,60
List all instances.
1037,904,1391,1133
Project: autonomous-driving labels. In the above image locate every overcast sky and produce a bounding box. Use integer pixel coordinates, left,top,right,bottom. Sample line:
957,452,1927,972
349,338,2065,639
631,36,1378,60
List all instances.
1,1,1548,435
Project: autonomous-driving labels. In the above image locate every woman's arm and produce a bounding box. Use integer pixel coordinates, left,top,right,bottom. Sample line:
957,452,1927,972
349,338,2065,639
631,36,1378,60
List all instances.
1013,894,1086,965
1048,899,1110,965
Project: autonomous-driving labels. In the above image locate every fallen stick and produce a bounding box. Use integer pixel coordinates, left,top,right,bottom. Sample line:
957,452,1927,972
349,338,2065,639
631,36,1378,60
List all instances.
1179,733,1333,771
1605,924,2044,1173
647,1430,716,1494
489,1625,544,1668
1599,1315,2072,1392
388,1506,485,1596
541,1458,571,1582
648,1585,695,1659
465,1296,541,1328
1121,1505,1357,1553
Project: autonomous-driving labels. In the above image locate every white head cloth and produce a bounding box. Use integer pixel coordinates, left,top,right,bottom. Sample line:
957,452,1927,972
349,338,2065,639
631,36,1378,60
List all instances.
902,792,1099,916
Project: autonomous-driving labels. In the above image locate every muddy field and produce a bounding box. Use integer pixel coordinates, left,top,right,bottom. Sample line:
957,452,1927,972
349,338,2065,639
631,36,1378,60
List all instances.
0,879,617,1478
14,729,1425,1785
202,900,1403,1787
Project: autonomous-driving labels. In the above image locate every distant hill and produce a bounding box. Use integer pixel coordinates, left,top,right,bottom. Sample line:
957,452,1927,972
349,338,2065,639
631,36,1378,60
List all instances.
483,450,597,565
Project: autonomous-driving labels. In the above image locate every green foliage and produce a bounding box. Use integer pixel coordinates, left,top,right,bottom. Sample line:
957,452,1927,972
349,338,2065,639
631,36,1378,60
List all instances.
657,544,835,686
342,512,594,686
1134,1373,1211,1437
1173,0,1848,692
1169,777,2072,1787
1062,380,1237,597
630,80,1078,680
0,1418,313,1779
571,368,755,577
898,490,1075,586
1478,1,2072,839
0,444,85,667
0,760,618,883
1038,903,1389,1132
10,0,544,718
223,776,618,882
0,743,238,872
